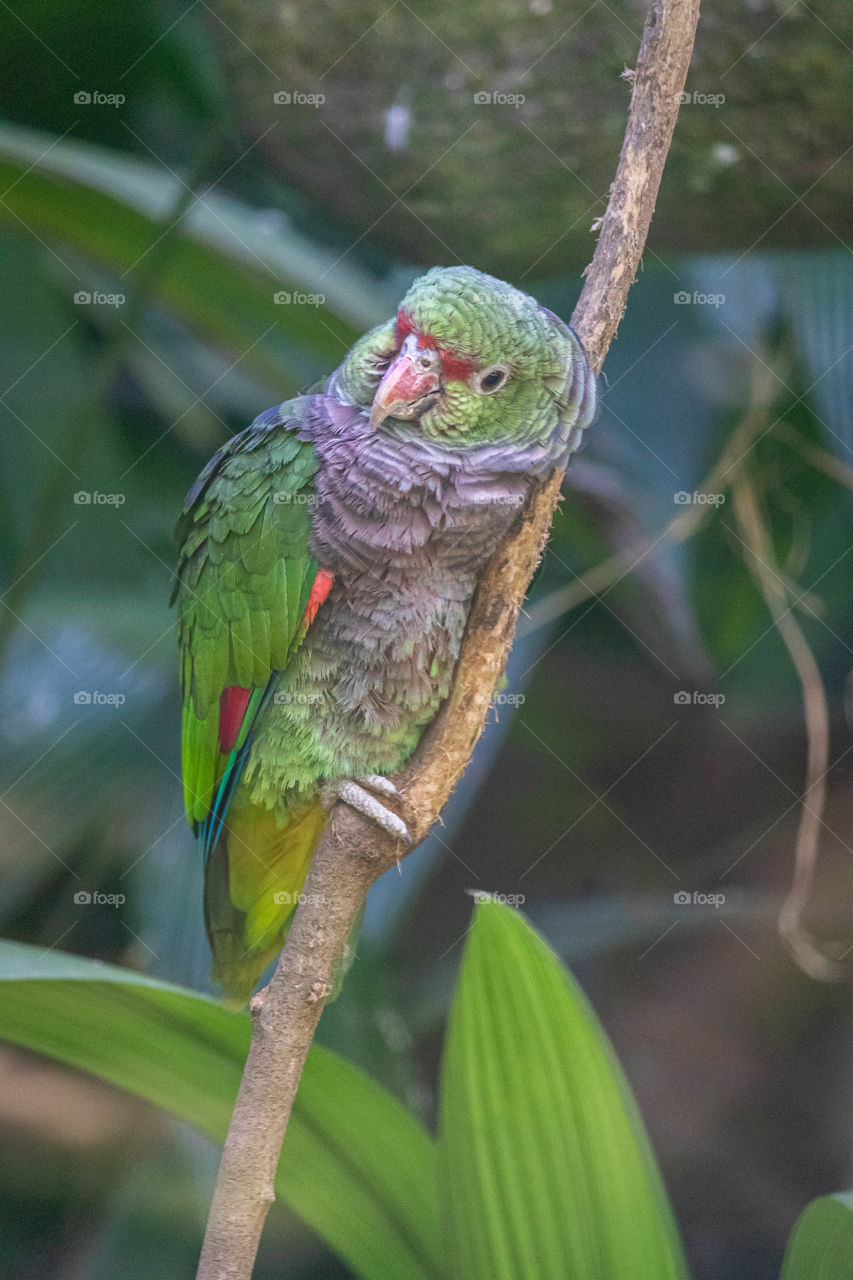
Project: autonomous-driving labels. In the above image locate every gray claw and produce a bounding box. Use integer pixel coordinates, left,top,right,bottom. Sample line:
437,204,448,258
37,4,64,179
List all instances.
356,774,401,798
336,780,411,842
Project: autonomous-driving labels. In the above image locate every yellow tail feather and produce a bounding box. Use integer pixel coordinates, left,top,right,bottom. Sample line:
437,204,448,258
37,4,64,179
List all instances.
204,795,328,1007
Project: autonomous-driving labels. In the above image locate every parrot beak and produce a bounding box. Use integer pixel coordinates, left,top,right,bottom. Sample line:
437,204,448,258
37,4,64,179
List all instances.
369,339,442,428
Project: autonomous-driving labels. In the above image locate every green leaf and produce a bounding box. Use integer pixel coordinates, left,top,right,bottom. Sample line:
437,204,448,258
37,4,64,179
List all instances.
0,122,393,397
0,941,441,1280
781,1192,853,1280
438,900,688,1280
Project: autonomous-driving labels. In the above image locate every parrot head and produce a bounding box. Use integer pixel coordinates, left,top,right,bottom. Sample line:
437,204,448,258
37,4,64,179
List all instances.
337,265,596,455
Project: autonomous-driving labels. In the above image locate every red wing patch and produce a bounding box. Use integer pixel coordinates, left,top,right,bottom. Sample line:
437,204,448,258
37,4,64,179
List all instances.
303,569,334,627
217,571,332,754
218,685,251,754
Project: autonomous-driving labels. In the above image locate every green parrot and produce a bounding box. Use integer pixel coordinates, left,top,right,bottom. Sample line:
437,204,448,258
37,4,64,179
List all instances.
175,265,597,1005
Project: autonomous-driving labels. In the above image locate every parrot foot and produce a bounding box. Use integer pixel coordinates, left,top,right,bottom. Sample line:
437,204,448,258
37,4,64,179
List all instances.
356,774,401,799
328,778,411,843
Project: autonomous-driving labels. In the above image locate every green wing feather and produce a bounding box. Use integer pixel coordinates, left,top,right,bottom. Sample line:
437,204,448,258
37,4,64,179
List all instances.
173,402,320,830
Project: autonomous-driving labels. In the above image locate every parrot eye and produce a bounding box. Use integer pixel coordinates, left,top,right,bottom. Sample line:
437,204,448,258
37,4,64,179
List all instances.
477,365,510,395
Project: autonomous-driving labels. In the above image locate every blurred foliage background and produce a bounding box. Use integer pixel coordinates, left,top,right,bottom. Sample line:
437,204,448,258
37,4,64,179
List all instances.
0,0,851,1277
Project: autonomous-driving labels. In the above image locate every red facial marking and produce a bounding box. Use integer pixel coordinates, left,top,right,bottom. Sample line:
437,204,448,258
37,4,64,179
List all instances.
394,309,477,384
218,685,251,754
395,309,415,343
436,349,477,382
302,568,334,627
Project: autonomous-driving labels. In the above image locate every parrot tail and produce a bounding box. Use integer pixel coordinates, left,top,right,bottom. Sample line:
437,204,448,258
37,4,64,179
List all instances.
203,794,328,1008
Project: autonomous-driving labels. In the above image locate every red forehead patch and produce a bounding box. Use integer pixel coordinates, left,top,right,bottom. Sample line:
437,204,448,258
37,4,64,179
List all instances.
395,308,478,382
395,309,415,343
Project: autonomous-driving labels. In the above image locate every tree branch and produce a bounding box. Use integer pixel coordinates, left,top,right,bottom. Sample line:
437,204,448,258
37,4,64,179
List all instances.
195,1,701,1274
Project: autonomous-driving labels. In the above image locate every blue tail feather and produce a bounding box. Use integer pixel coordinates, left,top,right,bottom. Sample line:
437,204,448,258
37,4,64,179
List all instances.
197,673,280,862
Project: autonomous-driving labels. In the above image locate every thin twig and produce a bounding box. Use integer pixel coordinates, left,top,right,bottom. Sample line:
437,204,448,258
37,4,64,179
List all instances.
773,420,853,492
732,458,841,982
705,349,846,980
195,1,702,1275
